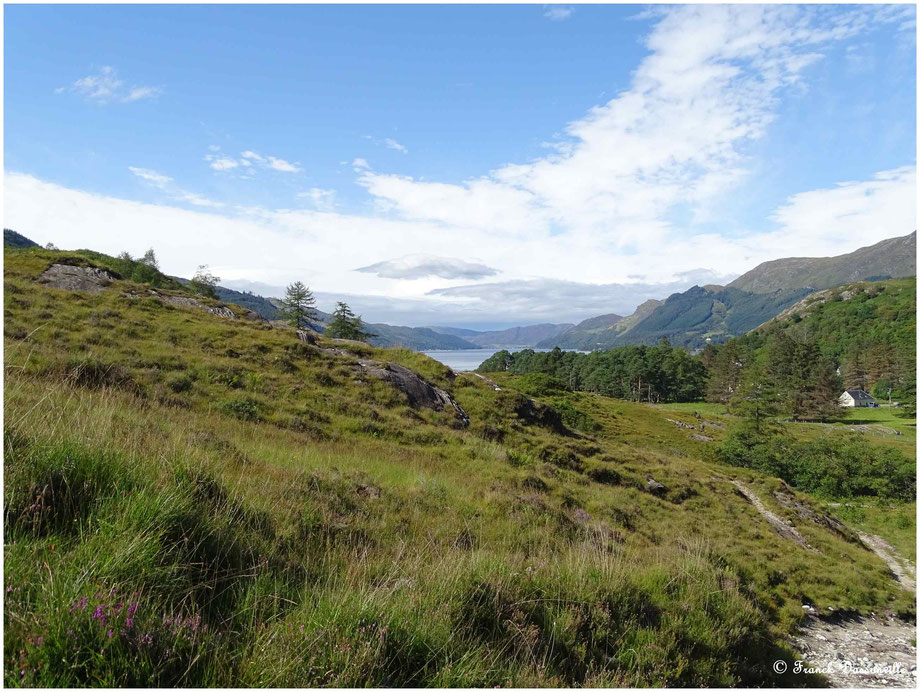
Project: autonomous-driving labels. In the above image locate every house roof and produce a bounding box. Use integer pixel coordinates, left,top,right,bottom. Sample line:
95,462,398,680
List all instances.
843,389,875,400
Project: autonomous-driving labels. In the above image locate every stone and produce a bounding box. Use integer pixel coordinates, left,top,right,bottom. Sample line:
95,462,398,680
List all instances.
357,359,470,426
645,475,666,495
38,263,118,294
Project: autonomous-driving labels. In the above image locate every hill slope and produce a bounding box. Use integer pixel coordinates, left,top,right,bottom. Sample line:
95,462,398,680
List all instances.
3,243,914,686
740,277,917,403
728,232,916,294
4,228,39,249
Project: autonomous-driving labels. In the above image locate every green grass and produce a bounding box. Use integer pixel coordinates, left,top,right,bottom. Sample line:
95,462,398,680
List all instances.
3,246,915,687
823,405,917,440
653,401,730,416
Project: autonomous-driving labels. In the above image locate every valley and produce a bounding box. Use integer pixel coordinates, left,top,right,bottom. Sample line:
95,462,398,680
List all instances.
3,241,915,687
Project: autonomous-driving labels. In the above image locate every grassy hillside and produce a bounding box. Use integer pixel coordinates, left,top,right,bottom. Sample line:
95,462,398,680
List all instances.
4,245,915,686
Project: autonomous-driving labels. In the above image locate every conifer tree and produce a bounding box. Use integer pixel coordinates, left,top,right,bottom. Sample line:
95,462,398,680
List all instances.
325,301,374,342
280,281,317,329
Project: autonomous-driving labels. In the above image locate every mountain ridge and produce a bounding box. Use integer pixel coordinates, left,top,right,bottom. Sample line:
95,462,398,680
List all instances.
541,232,916,351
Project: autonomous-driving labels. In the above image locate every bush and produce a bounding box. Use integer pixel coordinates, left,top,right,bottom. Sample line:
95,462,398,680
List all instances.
718,430,915,501
221,396,263,421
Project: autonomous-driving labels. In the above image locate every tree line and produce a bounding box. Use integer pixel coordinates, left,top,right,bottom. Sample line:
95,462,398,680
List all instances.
478,342,708,403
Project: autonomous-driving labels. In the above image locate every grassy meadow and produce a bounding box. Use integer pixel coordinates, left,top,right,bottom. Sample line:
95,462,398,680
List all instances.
3,247,915,687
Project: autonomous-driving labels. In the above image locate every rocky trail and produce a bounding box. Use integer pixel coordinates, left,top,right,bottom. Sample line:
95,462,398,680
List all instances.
726,479,916,687
793,615,916,688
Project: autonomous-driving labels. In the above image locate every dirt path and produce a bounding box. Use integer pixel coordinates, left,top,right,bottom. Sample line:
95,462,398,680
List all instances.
793,615,916,687
729,480,818,552
857,531,916,593
727,479,917,686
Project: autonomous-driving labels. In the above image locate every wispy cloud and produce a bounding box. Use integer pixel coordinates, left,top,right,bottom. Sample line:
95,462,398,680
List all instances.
357,255,498,280
206,149,301,174
357,5,909,254
543,6,573,22
127,167,172,187
58,66,162,104
384,138,408,154
207,157,240,172
129,166,222,208
266,156,300,172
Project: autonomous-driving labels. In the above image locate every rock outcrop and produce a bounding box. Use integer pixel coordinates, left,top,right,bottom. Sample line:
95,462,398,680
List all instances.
39,264,118,294
358,360,470,426
148,290,266,322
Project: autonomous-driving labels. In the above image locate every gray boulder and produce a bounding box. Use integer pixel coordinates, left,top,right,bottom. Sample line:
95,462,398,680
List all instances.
358,359,470,426
39,264,118,294
645,475,666,495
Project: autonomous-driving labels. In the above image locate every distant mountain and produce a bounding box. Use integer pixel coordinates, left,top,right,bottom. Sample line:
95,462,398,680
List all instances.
535,313,624,349
4,229,39,249
614,285,813,350
549,232,917,352
366,324,478,350
432,323,574,348
727,232,916,293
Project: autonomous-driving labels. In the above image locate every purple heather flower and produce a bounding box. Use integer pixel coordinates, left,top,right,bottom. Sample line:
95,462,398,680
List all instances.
125,618,133,629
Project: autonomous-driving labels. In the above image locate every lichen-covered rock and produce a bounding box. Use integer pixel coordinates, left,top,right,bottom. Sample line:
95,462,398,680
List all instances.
645,475,666,495
39,264,118,294
357,359,470,426
148,290,240,320
296,329,319,345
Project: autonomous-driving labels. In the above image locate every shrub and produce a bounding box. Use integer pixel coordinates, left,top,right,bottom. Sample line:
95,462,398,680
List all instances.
718,430,915,501
220,396,263,421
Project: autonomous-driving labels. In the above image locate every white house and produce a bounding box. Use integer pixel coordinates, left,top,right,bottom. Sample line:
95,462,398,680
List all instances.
839,389,876,408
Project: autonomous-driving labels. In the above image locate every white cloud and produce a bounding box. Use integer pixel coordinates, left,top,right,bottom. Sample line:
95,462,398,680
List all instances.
543,6,573,22
768,166,916,250
298,188,336,211
357,255,498,280
128,167,172,187
208,156,240,172
358,5,908,256
207,150,300,174
384,138,408,154
60,66,161,104
6,164,912,326
266,156,300,172
123,86,163,102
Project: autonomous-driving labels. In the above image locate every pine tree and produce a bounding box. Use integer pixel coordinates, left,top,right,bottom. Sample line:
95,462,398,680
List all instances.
325,302,374,342
280,281,317,329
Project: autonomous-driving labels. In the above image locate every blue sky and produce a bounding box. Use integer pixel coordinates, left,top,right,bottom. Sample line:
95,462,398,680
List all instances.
4,4,917,328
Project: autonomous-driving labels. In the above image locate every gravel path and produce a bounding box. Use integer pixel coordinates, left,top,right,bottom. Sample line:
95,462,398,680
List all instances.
793,615,917,688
